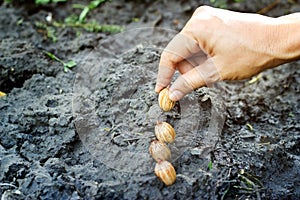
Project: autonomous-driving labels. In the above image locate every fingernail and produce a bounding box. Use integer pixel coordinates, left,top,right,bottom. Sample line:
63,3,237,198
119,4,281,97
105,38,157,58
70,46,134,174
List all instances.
155,85,160,93
169,90,184,101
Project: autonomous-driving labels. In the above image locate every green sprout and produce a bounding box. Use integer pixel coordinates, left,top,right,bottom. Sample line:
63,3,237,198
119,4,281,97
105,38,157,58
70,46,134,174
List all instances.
209,0,244,9
35,21,57,42
73,0,108,23
236,169,264,191
207,160,213,171
53,19,123,33
16,18,24,26
288,112,294,117
209,0,228,9
34,0,122,42
43,51,76,72
35,0,67,4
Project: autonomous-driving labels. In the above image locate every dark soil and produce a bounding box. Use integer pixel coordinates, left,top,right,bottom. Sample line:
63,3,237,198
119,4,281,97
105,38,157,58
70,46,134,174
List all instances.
0,0,299,199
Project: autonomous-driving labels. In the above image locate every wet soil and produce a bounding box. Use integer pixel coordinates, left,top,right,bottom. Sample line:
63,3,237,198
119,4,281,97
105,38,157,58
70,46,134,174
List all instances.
1,0,300,199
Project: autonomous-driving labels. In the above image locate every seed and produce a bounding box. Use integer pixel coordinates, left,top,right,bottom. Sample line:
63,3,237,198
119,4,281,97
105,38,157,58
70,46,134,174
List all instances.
155,121,176,143
158,88,175,112
154,160,176,186
149,140,171,162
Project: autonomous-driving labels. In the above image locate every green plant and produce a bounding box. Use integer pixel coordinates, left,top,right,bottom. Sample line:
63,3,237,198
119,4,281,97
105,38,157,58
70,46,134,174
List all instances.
221,169,264,200
210,0,244,9
35,22,57,42
207,160,213,171
35,0,67,4
35,16,122,42
210,0,227,8
34,0,122,42
53,19,123,33
43,51,76,72
73,0,108,23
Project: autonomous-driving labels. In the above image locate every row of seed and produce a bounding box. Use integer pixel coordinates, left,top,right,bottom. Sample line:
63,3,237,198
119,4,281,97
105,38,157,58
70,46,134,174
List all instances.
149,88,177,186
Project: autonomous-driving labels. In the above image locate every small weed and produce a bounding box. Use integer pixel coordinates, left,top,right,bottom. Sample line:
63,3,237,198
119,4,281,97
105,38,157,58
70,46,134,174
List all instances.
44,51,76,72
132,17,140,22
288,112,294,117
5,0,68,4
210,0,228,9
53,19,123,33
207,160,213,171
210,0,244,8
35,0,67,5
16,18,24,26
221,169,264,199
33,0,122,42
73,0,107,23
35,21,58,42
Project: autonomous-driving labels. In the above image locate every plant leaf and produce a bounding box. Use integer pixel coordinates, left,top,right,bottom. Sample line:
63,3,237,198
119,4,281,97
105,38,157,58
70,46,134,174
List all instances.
63,65,69,73
53,0,67,2
35,0,51,4
63,60,77,72
89,0,106,9
44,51,60,62
79,7,90,23
208,160,213,170
65,60,77,68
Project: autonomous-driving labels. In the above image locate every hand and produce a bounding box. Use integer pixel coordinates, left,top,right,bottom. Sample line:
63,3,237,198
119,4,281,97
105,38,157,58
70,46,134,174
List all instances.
155,6,300,101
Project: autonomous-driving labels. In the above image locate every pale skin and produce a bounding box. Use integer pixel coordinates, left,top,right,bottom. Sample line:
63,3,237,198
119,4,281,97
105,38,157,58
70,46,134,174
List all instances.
155,6,300,101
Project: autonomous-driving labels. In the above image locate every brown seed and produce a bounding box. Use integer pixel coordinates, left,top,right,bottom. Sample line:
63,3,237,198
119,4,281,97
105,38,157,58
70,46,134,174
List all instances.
158,88,175,112
149,140,171,162
155,122,176,143
154,160,176,186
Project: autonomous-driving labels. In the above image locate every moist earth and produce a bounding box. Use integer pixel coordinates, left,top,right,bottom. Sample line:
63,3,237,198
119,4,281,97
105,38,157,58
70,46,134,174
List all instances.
0,0,299,199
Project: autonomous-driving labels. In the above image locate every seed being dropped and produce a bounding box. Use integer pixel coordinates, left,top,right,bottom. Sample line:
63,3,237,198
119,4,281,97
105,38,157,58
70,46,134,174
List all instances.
158,88,175,112
155,121,176,143
154,160,176,186
149,140,171,162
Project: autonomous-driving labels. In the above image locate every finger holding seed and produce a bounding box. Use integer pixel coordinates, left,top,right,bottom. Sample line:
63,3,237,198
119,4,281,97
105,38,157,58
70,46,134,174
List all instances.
158,87,176,112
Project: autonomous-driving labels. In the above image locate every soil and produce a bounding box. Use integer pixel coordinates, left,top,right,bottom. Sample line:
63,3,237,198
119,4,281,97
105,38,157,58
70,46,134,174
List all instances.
0,0,299,199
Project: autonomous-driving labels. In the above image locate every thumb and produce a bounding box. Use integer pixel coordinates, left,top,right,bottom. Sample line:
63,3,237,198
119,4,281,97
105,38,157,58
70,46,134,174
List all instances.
169,59,221,101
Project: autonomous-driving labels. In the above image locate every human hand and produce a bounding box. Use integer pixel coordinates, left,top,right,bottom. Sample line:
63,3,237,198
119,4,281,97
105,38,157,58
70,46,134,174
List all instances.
155,6,300,101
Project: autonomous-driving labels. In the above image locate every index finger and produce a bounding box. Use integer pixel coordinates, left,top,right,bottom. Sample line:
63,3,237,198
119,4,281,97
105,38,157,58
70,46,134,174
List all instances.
155,33,202,93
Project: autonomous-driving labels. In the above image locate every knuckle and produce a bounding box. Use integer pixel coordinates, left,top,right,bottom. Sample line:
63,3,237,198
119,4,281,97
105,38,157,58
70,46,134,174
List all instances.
186,6,215,31
181,75,197,91
193,5,211,15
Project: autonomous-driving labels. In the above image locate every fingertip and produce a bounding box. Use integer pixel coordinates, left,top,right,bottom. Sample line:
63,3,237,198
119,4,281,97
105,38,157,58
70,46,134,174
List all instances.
155,82,169,93
169,90,185,101
169,75,194,101
155,85,162,93
155,66,175,93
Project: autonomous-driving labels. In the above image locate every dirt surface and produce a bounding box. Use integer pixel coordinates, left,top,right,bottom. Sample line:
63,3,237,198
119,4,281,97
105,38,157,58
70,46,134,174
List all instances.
0,0,300,199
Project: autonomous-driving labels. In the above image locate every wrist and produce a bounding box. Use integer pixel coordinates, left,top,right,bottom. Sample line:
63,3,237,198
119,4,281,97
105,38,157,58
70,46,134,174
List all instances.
276,16,300,62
